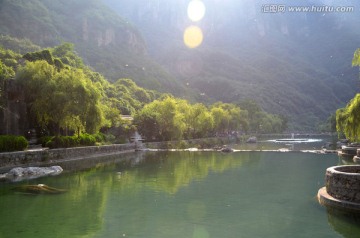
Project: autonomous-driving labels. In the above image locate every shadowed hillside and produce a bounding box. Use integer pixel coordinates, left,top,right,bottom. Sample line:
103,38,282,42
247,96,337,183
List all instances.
103,0,360,130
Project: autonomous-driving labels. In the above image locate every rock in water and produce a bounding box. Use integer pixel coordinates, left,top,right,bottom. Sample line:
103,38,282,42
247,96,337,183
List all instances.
3,166,63,182
13,184,67,194
246,137,257,143
220,147,234,153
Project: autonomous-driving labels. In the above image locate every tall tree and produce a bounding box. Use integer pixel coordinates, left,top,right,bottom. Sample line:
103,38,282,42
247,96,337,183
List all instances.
17,60,104,135
336,94,360,141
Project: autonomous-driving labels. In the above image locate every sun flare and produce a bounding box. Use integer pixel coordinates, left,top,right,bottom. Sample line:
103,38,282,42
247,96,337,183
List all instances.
187,0,206,22
183,26,203,48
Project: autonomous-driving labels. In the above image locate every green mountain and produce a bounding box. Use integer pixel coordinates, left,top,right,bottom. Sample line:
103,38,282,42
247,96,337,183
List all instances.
0,0,185,95
103,0,360,130
0,0,359,130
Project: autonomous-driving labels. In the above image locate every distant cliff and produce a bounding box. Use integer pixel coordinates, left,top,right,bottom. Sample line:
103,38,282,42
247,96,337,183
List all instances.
103,0,360,130
0,0,145,53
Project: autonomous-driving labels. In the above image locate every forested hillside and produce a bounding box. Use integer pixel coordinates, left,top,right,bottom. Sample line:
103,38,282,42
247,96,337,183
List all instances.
0,0,359,131
0,0,186,95
1,42,288,143
103,0,360,130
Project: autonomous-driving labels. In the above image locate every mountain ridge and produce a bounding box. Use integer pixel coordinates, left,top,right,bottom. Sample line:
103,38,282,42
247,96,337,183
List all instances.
103,0,360,130
0,0,359,130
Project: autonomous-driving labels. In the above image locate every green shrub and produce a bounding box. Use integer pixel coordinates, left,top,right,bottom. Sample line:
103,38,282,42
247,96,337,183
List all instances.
46,136,78,148
0,135,28,152
177,140,189,149
93,132,106,143
104,134,115,143
79,134,96,146
38,136,54,147
46,134,98,148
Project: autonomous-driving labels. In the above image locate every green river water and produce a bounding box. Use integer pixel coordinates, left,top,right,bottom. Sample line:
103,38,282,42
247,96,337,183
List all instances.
0,149,359,238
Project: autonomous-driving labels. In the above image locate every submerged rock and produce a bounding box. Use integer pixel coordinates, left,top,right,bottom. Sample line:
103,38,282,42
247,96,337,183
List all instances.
13,184,67,194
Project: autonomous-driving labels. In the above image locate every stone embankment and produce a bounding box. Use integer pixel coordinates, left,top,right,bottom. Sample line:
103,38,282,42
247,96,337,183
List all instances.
0,144,135,171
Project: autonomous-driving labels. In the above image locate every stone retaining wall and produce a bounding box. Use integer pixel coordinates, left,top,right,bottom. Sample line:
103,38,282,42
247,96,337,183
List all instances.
0,137,234,170
325,165,360,203
0,144,135,169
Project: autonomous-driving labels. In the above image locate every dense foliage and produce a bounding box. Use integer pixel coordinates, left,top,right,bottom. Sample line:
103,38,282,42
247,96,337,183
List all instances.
0,46,19,108
0,35,41,54
17,60,104,135
336,48,360,141
336,94,360,141
1,41,288,147
238,99,287,134
0,43,157,144
0,0,186,96
45,133,105,148
0,135,28,152
134,96,287,141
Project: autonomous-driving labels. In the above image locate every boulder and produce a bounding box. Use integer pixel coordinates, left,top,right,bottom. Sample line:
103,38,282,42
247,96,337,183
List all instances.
2,166,63,182
220,147,234,153
246,136,257,143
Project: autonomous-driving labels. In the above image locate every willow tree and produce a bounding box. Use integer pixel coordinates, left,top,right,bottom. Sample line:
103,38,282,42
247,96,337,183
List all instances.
0,60,14,108
353,48,360,68
16,60,104,135
16,60,56,128
210,102,248,134
335,48,360,141
210,106,230,134
336,94,360,142
53,68,104,135
186,103,214,139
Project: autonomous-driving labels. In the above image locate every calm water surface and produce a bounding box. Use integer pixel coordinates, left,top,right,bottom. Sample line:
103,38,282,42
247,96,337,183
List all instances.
0,150,359,238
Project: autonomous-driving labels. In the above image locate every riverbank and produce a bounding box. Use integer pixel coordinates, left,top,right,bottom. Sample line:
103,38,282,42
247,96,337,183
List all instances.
0,137,232,171
0,135,338,173
0,143,135,173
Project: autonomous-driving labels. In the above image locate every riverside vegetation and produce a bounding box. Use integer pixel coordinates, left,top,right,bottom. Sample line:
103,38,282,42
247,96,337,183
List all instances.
336,48,360,142
0,41,288,152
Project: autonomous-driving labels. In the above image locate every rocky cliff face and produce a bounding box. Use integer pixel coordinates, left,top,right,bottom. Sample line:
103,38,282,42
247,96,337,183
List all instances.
0,0,147,54
81,16,146,54
103,0,360,46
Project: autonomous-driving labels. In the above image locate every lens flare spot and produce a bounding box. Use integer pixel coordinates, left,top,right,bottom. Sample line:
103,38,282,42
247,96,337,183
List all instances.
187,0,206,22
183,26,203,48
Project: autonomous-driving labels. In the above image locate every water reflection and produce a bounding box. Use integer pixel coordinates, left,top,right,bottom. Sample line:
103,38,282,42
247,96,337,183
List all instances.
325,208,360,238
323,155,360,237
0,151,255,237
0,151,351,238
114,151,256,194
0,167,112,237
